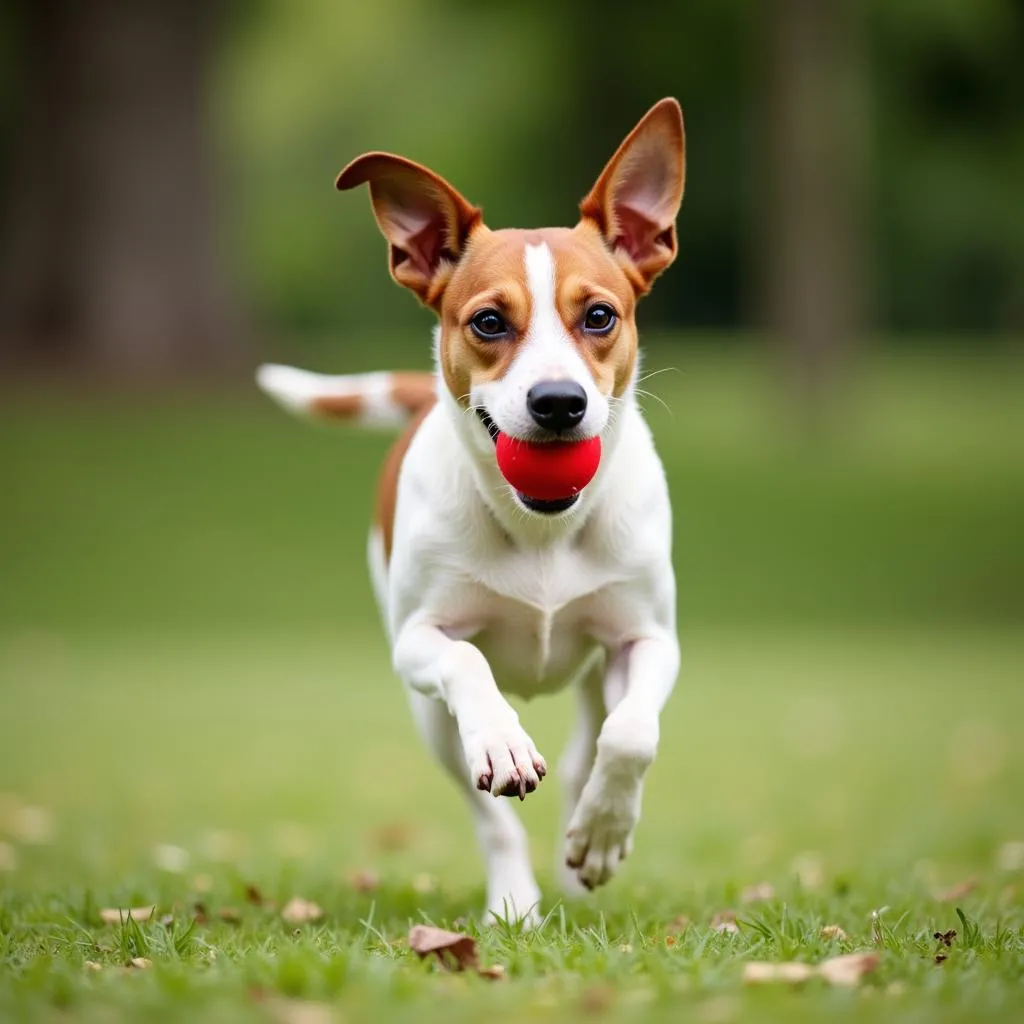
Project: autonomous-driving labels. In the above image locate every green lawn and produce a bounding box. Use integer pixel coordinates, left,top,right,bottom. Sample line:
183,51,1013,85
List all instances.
1,343,1022,1022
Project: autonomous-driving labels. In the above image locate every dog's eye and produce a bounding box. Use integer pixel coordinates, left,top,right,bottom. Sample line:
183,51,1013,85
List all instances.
583,303,617,334
470,309,509,340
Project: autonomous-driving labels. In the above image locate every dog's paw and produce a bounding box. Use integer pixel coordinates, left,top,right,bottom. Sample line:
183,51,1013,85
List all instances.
563,781,641,889
462,718,547,800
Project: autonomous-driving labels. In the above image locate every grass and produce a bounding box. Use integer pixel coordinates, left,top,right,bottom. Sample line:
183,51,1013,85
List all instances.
1,342,1022,1022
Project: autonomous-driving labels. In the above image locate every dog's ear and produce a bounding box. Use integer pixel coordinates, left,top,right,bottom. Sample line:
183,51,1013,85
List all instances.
579,98,685,294
336,153,482,308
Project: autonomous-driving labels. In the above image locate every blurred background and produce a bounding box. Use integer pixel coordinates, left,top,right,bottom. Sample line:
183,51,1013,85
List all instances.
0,0,1021,894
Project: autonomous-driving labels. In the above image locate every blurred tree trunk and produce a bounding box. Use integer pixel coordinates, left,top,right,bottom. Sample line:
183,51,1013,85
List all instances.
0,0,239,381
756,0,868,417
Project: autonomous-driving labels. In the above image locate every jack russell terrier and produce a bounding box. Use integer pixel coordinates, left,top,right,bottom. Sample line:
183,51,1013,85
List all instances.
257,98,685,926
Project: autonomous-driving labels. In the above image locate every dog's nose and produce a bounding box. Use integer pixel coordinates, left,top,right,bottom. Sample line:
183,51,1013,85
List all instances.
526,380,588,432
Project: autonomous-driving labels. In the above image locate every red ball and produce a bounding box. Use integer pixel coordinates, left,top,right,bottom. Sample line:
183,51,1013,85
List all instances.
494,433,602,501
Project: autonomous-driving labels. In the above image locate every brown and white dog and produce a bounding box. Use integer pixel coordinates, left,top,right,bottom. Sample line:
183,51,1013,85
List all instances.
257,99,685,925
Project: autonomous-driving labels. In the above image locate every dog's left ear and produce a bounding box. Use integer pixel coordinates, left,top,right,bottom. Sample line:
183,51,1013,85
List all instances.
336,153,482,308
579,98,686,294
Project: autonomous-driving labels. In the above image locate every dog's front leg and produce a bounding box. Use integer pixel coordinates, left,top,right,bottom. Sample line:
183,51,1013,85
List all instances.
393,621,547,799
564,631,679,889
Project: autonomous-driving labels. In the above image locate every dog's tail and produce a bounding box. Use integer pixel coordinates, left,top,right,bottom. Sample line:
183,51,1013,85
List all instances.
256,364,436,429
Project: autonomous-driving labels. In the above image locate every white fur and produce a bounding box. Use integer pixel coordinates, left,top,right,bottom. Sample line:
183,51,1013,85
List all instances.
257,250,679,924
256,364,405,428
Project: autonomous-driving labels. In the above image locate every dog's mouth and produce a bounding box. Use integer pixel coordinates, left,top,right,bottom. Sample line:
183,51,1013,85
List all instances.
476,407,500,443
475,407,581,516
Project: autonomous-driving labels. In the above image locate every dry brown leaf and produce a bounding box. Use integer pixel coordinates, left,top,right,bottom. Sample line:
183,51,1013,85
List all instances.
281,897,323,924
740,882,775,904
128,957,152,970
743,961,816,985
821,924,848,941
818,952,881,988
579,984,616,1013
408,924,479,971
350,869,380,893
711,911,739,934
934,879,976,902
100,906,155,925
244,883,264,906
371,822,417,852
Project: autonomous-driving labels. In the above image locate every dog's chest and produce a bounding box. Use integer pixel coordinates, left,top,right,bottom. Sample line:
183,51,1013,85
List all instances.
456,545,616,698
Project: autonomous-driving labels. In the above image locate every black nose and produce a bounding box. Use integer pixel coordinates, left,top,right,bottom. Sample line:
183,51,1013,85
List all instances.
526,380,588,432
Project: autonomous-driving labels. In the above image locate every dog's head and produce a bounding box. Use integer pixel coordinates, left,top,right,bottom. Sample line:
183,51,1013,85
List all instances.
337,99,685,450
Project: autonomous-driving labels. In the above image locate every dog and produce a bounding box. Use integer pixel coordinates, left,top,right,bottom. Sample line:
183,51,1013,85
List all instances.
257,98,685,926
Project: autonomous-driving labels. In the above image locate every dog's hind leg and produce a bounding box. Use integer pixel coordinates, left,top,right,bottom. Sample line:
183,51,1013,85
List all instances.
406,689,542,927
556,652,609,895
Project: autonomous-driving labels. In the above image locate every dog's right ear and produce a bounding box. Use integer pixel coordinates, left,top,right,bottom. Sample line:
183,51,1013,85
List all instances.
336,153,483,308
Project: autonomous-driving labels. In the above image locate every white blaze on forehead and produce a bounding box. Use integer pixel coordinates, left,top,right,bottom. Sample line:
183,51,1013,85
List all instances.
524,242,565,345
521,241,588,383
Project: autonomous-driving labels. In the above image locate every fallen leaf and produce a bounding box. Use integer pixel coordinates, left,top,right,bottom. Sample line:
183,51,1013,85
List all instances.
218,906,242,924
408,924,479,971
997,840,1024,872
743,961,816,984
244,883,264,906
127,957,152,970
100,906,156,925
580,984,616,1013
933,929,956,947
281,897,323,924
740,882,775,904
371,822,417,852
84,961,102,972
818,952,881,987
821,925,848,941
934,879,976,902
711,911,739,934
350,869,380,893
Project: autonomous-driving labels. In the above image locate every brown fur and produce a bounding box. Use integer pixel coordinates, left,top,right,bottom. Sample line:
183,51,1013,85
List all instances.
375,395,437,561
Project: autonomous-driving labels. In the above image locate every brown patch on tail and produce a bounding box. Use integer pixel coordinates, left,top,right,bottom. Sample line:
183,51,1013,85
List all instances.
376,396,437,561
311,371,436,421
